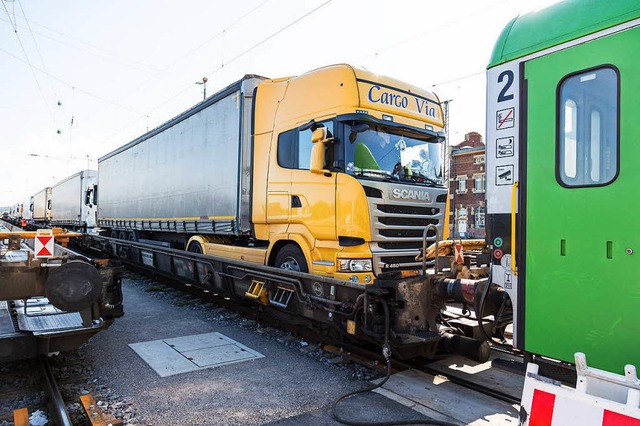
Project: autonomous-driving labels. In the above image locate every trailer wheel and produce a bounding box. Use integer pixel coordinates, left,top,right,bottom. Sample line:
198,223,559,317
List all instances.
187,241,203,254
274,245,308,273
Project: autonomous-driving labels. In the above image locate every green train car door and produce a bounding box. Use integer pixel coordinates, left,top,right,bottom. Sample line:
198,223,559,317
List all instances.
522,26,640,374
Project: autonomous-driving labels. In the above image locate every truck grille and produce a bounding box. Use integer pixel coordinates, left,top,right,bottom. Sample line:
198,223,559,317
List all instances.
365,185,446,274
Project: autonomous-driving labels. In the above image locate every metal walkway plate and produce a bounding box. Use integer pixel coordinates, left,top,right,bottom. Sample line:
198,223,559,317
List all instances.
17,311,83,332
129,332,264,377
14,297,84,332
0,301,16,335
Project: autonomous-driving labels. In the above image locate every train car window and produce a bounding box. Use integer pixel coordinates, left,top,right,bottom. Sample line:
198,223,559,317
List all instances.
557,66,618,187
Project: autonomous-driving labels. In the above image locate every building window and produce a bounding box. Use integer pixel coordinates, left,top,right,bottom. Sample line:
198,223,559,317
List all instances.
475,207,485,228
474,155,485,164
473,174,486,193
557,67,618,187
457,175,467,193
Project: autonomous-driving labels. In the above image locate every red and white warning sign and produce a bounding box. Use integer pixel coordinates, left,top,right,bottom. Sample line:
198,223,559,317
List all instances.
454,242,464,264
34,230,55,258
521,353,640,426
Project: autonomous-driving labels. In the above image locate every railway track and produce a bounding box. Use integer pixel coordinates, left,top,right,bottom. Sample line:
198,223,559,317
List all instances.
1,352,123,426
0,222,128,425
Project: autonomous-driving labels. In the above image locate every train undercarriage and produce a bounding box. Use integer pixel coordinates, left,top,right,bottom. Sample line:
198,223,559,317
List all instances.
79,232,513,363
0,222,124,362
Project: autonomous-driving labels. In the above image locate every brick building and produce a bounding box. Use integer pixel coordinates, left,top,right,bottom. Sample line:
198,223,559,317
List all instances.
449,132,486,239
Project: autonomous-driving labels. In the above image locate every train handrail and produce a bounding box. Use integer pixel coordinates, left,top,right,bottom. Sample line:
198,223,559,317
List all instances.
511,181,518,276
422,224,439,275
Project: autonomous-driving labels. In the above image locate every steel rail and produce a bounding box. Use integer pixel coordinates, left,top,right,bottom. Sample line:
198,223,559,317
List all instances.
38,355,72,426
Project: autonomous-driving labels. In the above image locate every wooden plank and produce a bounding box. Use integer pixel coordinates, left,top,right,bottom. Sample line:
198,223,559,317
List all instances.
379,368,520,425
13,408,29,426
80,394,123,426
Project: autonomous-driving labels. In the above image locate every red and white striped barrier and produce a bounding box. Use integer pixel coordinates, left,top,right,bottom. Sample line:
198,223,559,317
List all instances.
520,353,639,426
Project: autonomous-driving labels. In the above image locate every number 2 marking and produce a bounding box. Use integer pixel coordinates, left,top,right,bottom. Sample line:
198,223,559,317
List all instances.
497,70,514,102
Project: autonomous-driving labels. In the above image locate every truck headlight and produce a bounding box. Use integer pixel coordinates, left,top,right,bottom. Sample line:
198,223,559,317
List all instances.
338,259,372,272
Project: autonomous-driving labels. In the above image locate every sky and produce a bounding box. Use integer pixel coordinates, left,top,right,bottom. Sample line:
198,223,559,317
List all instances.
0,0,561,205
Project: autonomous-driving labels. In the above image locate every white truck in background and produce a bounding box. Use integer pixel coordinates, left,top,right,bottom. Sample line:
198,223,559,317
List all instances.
50,170,98,230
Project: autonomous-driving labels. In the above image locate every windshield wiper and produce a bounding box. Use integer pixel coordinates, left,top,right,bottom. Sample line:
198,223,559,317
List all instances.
355,169,399,181
410,171,440,186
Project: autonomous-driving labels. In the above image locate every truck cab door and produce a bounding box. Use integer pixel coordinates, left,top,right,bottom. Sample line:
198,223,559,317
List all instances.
269,122,337,247
289,122,337,245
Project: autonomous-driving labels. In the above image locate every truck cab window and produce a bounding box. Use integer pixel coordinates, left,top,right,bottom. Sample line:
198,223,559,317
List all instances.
345,122,443,186
277,121,334,170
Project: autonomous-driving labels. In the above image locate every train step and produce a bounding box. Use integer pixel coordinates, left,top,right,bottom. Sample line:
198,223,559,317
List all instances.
245,280,268,305
269,286,294,309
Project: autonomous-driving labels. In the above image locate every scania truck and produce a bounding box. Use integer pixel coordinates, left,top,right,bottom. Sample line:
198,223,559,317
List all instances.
98,64,448,283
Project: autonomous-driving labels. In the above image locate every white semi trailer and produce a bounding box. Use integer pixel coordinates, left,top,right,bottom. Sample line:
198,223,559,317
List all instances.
51,170,98,230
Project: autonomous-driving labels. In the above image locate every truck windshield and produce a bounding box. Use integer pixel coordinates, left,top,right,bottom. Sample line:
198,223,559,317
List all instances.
344,123,443,186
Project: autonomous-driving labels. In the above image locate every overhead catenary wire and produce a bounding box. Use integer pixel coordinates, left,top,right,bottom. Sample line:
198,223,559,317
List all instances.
0,11,163,76
101,0,334,146
16,0,58,101
2,0,56,126
116,0,274,103
0,46,152,118
354,0,510,68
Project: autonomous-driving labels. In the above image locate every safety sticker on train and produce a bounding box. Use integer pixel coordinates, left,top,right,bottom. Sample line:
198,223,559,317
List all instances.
496,165,514,185
496,107,514,130
496,136,514,158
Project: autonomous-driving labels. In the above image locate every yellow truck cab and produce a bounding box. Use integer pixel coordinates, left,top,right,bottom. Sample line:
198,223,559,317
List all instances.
206,65,447,282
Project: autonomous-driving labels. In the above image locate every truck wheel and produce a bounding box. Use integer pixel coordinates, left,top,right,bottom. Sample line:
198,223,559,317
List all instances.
187,241,203,254
275,245,308,273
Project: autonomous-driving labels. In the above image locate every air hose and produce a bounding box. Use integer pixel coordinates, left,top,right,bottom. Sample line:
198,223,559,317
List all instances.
331,300,459,426
476,267,512,350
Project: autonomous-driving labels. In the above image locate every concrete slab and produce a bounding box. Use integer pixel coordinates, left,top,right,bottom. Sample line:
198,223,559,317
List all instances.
186,344,257,368
129,339,196,377
164,331,232,352
129,332,264,378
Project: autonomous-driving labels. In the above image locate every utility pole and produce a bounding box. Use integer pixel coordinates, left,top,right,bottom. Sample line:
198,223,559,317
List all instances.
442,99,452,184
442,99,454,238
195,77,208,101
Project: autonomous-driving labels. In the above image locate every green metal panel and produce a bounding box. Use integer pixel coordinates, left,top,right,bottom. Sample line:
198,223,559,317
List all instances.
489,0,640,68
523,26,640,374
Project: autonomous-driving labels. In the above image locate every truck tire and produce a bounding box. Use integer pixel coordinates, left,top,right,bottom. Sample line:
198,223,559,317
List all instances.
187,241,203,254
274,244,308,273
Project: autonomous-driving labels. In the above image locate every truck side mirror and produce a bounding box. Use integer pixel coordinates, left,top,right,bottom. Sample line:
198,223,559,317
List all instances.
310,128,332,175
311,127,327,143
85,189,92,205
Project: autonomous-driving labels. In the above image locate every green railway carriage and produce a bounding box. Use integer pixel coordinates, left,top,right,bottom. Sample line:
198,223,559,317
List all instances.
486,0,640,374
